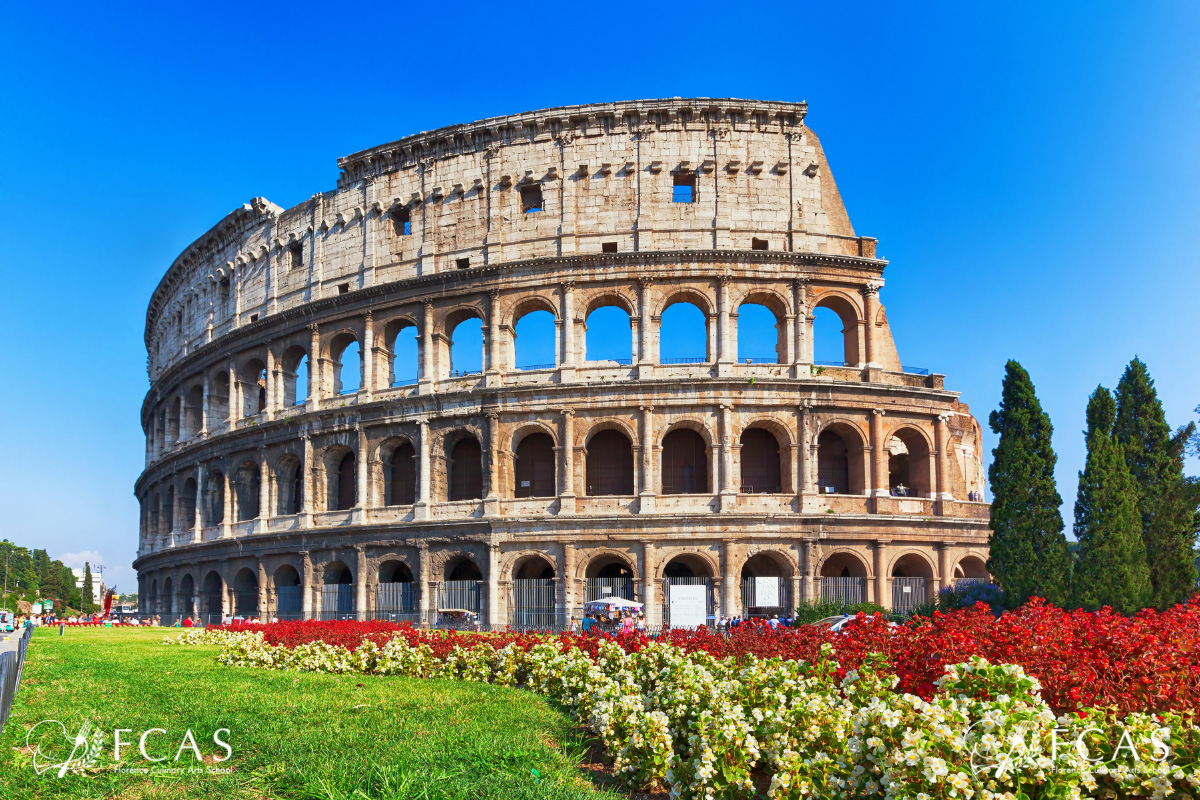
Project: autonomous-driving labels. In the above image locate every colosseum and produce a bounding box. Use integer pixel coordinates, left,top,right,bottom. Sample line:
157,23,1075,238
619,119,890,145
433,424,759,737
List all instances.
134,98,990,627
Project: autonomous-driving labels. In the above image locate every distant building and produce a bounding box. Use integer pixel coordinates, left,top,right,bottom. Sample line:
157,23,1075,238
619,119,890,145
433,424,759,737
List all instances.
71,568,105,605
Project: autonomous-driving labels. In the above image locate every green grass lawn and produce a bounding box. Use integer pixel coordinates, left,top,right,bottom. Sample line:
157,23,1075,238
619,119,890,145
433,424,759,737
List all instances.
0,627,625,800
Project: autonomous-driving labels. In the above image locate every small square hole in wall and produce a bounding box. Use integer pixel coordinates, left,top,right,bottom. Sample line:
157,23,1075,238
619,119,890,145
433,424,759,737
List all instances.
751,238,769,251
456,257,471,269
520,184,543,213
391,207,411,236
289,243,304,269
250,314,259,323
672,172,696,203
338,283,350,294
602,241,618,253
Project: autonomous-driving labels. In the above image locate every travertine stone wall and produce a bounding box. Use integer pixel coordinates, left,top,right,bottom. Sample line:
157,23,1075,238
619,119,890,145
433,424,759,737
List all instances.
134,99,990,626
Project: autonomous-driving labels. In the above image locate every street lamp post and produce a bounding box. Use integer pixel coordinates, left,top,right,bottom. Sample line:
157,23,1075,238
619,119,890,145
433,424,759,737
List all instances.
3,551,11,612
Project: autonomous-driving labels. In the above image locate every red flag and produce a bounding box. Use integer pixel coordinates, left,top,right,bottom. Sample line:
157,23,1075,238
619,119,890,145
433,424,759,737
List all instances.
103,589,114,617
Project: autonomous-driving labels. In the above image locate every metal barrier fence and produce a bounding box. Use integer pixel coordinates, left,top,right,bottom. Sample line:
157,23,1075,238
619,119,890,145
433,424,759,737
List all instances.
276,586,302,616
661,577,713,628
439,580,481,613
319,585,354,620
820,577,867,605
0,627,33,737
740,577,791,617
509,579,556,629
376,582,416,615
585,577,633,602
891,577,928,614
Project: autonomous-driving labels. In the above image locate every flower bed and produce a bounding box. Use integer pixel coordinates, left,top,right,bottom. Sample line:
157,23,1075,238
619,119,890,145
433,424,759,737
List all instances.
171,622,1200,799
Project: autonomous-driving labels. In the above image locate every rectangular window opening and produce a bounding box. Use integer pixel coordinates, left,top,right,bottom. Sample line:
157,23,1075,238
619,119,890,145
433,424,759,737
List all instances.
289,243,304,269
672,172,696,204
392,207,411,236
456,257,471,270
520,184,544,214
249,314,259,323
751,238,769,251
602,241,618,253
338,283,350,294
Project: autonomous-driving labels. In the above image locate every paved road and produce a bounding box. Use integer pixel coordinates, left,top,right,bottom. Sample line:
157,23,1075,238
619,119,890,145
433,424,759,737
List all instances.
0,629,28,658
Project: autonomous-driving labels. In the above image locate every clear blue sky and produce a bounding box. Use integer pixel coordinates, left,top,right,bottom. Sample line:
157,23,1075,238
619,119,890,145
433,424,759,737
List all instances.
2,2,1197,593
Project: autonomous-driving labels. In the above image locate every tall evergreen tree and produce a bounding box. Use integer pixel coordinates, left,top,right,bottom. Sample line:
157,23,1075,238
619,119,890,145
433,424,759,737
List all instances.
1071,386,1151,613
1113,358,1198,608
987,360,1072,606
82,562,95,614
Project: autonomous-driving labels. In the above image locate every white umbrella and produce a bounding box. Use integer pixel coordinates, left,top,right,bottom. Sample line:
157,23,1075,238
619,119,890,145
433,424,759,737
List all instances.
584,597,643,610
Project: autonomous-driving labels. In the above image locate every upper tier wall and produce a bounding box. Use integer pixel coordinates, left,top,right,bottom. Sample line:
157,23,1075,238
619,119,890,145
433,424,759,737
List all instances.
144,99,875,382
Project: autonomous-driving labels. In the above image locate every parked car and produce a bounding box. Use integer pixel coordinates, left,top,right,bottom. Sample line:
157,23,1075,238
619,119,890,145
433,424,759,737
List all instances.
813,614,897,634
0,611,14,633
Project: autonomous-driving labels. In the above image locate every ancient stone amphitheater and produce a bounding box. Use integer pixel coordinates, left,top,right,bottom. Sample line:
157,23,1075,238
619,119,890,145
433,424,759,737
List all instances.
134,98,990,626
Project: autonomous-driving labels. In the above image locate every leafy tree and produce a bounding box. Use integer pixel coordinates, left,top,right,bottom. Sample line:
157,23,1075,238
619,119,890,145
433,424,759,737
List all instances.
1071,386,1152,613
1113,358,1198,608
986,360,1072,606
82,562,95,614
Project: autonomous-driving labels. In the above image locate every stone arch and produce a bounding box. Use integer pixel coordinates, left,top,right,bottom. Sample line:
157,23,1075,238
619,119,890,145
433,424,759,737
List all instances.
201,569,224,617
328,330,361,395
239,356,268,417
885,424,934,498
320,443,357,511
323,560,353,585
273,453,304,516
507,294,558,329
511,425,556,499
204,469,225,526
582,291,635,364
233,459,260,521
816,419,868,495
659,422,712,495
233,567,259,616
581,550,639,581
511,552,556,580
180,477,197,528
178,573,196,617
739,549,798,579
444,554,484,581
444,305,485,378
378,559,415,583
383,315,420,387
443,429,483,501
818,549,871,579
953,553,990,580
812,291,862,366
509,296,559,371
889,550,937,579
280,344,309,406
657,290,711,363
659,550,717,579
737,289,789,364
584,423,635,496
739,419,793,494
379,436,417,506
582,290,636,319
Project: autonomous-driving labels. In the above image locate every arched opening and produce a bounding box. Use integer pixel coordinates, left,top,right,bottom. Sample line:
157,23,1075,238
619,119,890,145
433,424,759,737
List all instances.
386,320,419,387
740,427,783,493
204,471,224,526
281,346,308,406
513,308,557,371
448,436,483,501
162,576,174,615
376,560,416,617
813,297,860,366
150,494,161,537
447,313,483,377
585,429,634,496
736,302,783,363
320,561,354,619
584,303,633,364
953,555,990,593
740,552,791,617
273,565,302,619
658,301,707,364
149,579,158,614
661,555,714,628
234,461,260,521
891,553,934,613
240,359,267,417
584,554,634,602
441,557,482,614
817,424,866,495
201,571,223,620
819,552,868,606
331,335,361,395
514,432,556,498
275,455,303,516
183,385,203,438
328,449,357,511
164,486,175,532
385,441,417,506
660,428,708,494
511,555,556,630
178,573,195,618
210,372,230,424
167,398,181,445
181,478,197,529
233,567,259,617
887,427,933,498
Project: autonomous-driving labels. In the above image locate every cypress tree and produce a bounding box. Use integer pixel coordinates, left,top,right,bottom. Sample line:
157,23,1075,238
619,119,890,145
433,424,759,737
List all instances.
1113,358,1198,608
986,360,1072,606
82,563,95,614
1071,386,1151,613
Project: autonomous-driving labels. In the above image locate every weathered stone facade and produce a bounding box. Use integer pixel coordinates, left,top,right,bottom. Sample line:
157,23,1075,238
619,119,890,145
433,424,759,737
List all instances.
134,98,990,625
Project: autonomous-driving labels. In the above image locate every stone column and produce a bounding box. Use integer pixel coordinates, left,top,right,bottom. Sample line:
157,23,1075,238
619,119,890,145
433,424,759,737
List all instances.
300,550,313,620
716,275,733,375
641,540,659,628
719,404,737,511
486,542,500,629
862,280,882,368
484,412,500,516
355,545,368,621
562,542,576,620
192,465,204,542
722,540,737,618
637,278,655,378
220,469,233,538
419,300,435,394
559,281,576,380
935,413,954,501
485,289,501,387
804,539,819,604
257,559,268,622
200,374,210,436
873,540,890,609
417,544,431,624
558,409,575,514
937,541,953,595
258,452,271,529
361,311,374,398
638,405,655,512
414,418,431,520
871,409,889,498
355,427,369,524
301,434,314,528
264,343,276,420
307,323,321,410
171,479,184,545
226,361,238,425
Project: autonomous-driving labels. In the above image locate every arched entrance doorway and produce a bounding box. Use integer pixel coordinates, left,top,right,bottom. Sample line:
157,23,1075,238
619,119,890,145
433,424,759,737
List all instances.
819,552,868,606
201,571,224,623
661,555,714,629
584,554,634,602
320,561,354,620
376,560,416,620
891,553,935,613
273,565,302,619
510,555,557,630
440,557,482,616
177,574,196,619
740,552,791,618
233,568,259,618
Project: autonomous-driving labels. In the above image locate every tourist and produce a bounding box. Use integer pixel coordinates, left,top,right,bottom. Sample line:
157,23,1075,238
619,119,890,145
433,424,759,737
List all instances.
620,613,635,635
569,617,579,634
769,614,780,631
581,615,594,634
635,614,646,634
182,616,194,627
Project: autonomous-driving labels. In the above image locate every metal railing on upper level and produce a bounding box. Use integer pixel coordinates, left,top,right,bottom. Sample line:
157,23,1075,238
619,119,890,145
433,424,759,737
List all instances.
740,357,778,364
516,363,556,371
813,359,847,367
660,357,706,364
901,366,930,375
